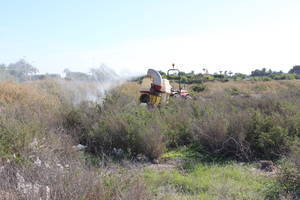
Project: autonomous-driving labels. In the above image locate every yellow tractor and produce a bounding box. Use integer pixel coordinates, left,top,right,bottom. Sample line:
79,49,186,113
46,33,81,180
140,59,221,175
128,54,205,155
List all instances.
139,68,172,109
139,65,190,108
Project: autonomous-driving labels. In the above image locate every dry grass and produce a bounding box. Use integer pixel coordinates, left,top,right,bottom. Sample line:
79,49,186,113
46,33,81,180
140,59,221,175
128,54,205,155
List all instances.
0,80,155,200
198,80,300,96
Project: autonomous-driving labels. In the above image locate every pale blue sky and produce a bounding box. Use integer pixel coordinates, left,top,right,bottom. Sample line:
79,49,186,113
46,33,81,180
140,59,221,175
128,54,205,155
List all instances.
1,0,300,75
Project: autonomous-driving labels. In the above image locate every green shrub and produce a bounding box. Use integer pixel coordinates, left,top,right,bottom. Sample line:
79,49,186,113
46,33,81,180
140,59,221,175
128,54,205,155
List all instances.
203,75,214,81
85,103,165,159
188,90,299,160
270,73,297,80
0,115,46,162
192,84,207,92
226,87,241,95
246,112,291,159
161,101,193,147
61,80,300,162
276,140,300,198
62,89,165,159
251,76,272,81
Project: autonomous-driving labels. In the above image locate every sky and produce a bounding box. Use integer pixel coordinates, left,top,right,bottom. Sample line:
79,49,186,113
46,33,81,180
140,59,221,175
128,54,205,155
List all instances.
1,0,300,75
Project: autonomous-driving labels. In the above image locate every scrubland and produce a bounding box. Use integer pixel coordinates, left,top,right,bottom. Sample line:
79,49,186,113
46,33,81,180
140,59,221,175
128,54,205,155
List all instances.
0,79,299,199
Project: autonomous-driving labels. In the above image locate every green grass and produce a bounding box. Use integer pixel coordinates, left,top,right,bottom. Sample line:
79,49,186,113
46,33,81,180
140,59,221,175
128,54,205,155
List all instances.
156,146,277,199
161,145,229,164
144,162,273,200
161,146,198,161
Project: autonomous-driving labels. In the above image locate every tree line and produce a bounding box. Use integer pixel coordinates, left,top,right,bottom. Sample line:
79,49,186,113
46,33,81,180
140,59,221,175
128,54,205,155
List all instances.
0,59,299,83
159,66,299,84
0,59,119,82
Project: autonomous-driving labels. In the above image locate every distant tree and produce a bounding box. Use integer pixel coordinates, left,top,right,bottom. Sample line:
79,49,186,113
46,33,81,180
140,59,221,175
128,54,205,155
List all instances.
268,69,273,74
289,66,300,74
233,73,247,80
178,71,186,76
180,76,188,84
64,68,71,74
214,73,225,79
289,68,295,74
251,68,271,77
2,59,39,81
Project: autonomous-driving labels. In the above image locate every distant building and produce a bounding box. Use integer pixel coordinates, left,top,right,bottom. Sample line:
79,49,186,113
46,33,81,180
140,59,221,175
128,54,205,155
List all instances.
291,66,300,79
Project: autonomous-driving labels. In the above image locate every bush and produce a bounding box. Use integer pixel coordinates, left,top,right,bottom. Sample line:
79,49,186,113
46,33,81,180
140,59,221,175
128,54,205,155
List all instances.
276,140,300,198
161,100,194,147
226,87,241,95
192,84,207,92
271,73,297,80
187,87,300,160
246,112,290,160
0,81,66,163
87,107,165,159
61,80,300,162
0,117,47,162
250,76,272,81
75,91,167,160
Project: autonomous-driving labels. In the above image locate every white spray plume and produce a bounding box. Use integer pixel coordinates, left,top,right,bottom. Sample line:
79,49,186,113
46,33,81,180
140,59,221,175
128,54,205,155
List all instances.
57,64,132,104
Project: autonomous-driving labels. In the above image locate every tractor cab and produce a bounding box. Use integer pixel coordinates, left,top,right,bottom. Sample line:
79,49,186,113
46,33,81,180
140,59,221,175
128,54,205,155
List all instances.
167,64,190,98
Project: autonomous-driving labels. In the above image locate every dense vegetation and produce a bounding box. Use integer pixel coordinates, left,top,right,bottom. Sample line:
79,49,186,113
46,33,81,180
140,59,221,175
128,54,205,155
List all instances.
0,60,299,199
159,67,299,85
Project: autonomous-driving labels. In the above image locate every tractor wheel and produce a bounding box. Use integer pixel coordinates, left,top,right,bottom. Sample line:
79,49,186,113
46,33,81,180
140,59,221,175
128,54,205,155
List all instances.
172,94,181,98
185,95,193,100
139,94,150,104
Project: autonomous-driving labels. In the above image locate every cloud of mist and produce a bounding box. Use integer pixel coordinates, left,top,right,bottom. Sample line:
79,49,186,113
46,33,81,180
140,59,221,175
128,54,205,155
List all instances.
56,64,132,104
0,59,141,104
